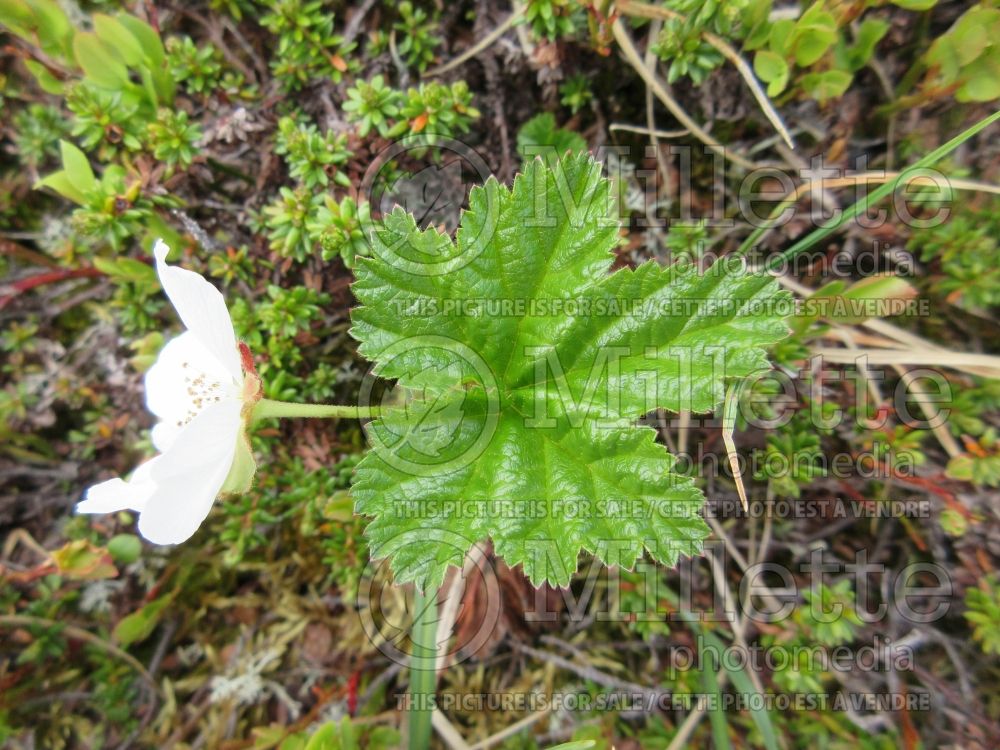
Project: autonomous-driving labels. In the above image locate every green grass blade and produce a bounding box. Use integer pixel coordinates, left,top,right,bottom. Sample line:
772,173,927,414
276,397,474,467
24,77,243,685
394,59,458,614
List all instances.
675,608,780,750
700,645,733,750
700,627,781,750
753,109,1000,271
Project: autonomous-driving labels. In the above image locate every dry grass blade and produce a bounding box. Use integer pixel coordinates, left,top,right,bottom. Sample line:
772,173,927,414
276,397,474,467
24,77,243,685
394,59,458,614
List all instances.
609,122,689,139
740,172,1000,255
433,708,474,750
612,19,761,171
425,8,525,77
467,706,555,750
617,0,795,150
894,365,963,459
810,346,1000,377
515,642,666,705
779,275,1000,379
722,383,749,512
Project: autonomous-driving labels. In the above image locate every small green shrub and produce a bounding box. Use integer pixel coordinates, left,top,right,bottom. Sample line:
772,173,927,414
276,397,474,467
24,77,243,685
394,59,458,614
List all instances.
275,115,352,189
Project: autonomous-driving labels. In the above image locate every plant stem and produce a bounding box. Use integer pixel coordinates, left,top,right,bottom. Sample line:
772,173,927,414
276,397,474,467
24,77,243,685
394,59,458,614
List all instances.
407,586,438,750
252,398,379,422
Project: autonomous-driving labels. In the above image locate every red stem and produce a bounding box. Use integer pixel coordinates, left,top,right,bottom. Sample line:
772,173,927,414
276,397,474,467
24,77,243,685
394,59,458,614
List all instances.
0,268,104,310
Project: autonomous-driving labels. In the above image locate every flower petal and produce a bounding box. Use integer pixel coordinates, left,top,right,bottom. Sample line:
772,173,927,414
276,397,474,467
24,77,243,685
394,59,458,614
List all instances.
77,458,159,514
153,240,242,382
150,421,180,455
145,331,242,452
137,399,243,545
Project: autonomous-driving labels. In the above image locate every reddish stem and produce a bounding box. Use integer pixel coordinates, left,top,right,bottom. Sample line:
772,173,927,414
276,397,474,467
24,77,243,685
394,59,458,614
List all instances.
346,668,361,716
0,268,103,310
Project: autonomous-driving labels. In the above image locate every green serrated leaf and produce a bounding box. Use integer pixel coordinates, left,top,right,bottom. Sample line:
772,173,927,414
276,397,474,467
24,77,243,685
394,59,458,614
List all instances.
350,154,789,589
517,113,588,168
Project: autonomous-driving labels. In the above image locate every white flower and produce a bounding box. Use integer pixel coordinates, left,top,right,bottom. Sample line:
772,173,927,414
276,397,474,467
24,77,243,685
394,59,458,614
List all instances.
77,240,260,545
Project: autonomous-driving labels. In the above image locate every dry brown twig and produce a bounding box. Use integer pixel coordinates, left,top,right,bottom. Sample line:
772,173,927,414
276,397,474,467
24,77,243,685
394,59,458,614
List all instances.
425,8,525,77
609,122,688,139
466,704,555,750
612,19,761,171
616,0,795,150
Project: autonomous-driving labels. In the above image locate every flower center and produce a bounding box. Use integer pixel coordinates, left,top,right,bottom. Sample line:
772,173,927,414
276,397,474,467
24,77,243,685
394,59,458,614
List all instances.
175,361,233,427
